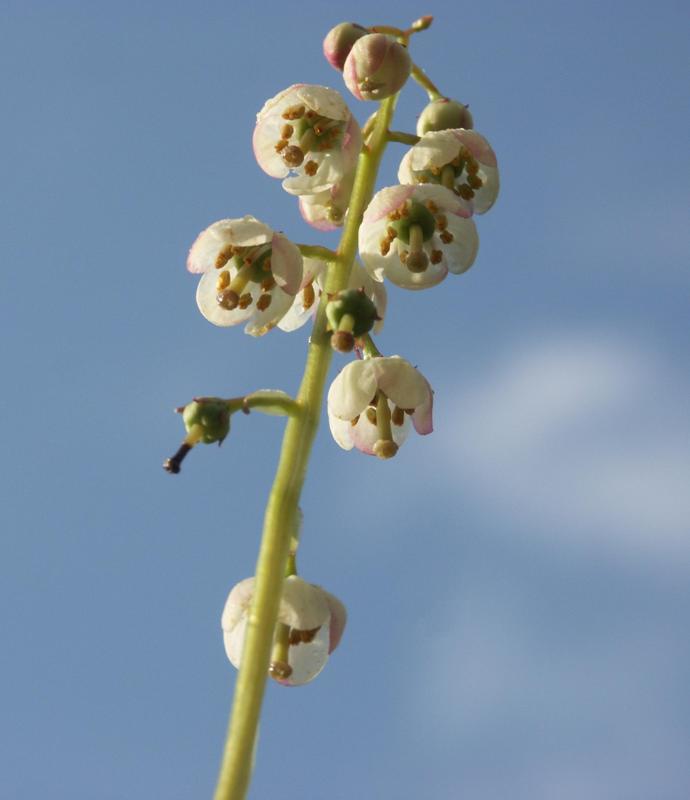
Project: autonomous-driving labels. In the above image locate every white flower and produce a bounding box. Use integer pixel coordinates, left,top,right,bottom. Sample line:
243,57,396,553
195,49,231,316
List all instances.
278,258,387,334
327,356,433,459
253,84,361,197
221,575,347,687
187,216,303,337
358,184,479,290
398,129,499,214
297,164,356,231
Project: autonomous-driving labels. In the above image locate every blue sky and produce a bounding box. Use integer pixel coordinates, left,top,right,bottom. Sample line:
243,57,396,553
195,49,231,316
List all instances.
1,1,689,798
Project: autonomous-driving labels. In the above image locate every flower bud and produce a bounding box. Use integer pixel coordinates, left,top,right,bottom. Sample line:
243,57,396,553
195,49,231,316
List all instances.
326,288,379,352
323,22,367,71
182,398,230,444
416,97,474,135
343,33,411,101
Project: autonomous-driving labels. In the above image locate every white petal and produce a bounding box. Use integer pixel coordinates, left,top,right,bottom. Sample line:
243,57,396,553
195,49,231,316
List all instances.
279,576,330,630
373,357,431,409
443,215,479,274
269,234,303,294
409,130,461,172
243,286,295,337
196,271,254,328
187,217,273,274
328,412,355,450
328,360,378,419
285,624,330,685
295,84,350,121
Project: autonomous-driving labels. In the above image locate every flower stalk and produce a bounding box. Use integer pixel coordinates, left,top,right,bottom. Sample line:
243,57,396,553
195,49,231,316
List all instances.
213,93,398,800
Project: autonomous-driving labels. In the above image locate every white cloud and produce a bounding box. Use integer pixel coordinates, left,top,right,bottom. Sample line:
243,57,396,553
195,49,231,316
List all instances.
436,332,690,559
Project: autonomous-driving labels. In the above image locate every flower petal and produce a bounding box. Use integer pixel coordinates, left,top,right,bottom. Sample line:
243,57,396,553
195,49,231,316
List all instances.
269,233,303,294
187,217,273,274
328,411,355,450
373,357,431,409
328,360,378,419
442,215,479,274
279,576,330,630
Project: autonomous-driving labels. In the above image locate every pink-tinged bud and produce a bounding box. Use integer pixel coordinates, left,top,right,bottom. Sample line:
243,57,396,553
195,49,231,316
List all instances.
323,22,367,71
343,33,411,101
417,98,474,135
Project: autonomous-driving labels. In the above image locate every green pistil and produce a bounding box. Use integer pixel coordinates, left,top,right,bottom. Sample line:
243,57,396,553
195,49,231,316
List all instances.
391,201,435,244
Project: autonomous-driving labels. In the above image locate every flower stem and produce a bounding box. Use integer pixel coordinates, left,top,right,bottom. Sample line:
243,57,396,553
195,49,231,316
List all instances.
296,244,339,262
411,62,442,100
213,94,398,800
387,130,420,145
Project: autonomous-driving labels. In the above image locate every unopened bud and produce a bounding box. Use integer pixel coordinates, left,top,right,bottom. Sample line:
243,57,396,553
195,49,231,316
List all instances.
323,22,367,71
343,33,411,101
417,97,474,135
182,398,230,444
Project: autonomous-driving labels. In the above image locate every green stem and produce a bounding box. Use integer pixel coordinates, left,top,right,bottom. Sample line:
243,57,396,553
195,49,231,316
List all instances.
411,62,442,101
213,93,398,800
387,130,421,146
297,244,339,262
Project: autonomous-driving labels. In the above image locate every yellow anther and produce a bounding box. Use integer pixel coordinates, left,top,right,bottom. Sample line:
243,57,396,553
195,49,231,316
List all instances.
386,226,397,239
440,230,454,244
391,406,405,426
281,124,294,139
256,293,272,312
430,249,443,264
302,282,316,310
304,160,319,176
467,174,483,189
426,200,439,213
365,407,378,425
238,293,253,310
380,239,391,256
216,270,230,291
436,214,448,231
274,139,288,153
457,184,475,200
282,104,305,120
261,275,276,292
350,414,360,426
214,245,235,269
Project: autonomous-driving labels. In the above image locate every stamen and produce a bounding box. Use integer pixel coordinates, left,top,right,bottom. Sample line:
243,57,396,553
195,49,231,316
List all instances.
350,414,360,426
436,214,448,231
304,160,318,176
386,226,397,239
281,123,294,139
457,184,475,200
379,238,391,256
365,407,377,425
467,174,483,189
426,200,439,213
214,245,235,269
440,230,454,244
238,293,253,310
282,104,305,120
261,275,276,292
274,139,288,153
216,270,230,291
302,282,316,310
466,157,480,175
391,406,405,426
256,293,272,311
430,249,443,264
